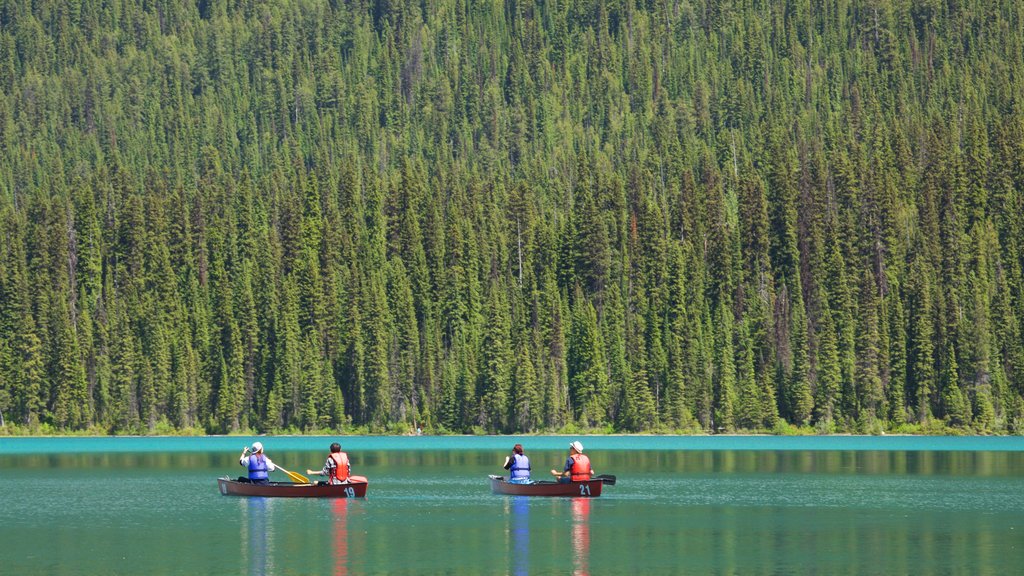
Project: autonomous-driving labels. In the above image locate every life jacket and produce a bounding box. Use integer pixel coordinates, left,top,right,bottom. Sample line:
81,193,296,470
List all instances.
569,453,591,481
248,454,269,481
328,452,350,483
510,453,531,480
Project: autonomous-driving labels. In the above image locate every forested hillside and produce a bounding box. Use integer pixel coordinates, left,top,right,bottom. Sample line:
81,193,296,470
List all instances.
1,0,1022,434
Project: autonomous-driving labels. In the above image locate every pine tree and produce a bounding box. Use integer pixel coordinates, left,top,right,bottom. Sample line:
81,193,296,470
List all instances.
814,289,842,428
886,284,908,426
855,267,884,422
50,295,91,430
712,301,737,432
735,317,763,431
619,369,657,432
15,315,47,428
567,295,608,427
664,245,691,428
788,283,813,426
364,272,392,428
480,280,512,432
941,344,969,428
387,258,420,427
510,337,540,431
907,256,936,423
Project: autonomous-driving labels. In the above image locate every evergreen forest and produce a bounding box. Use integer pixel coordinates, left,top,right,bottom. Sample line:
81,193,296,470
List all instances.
1,0,1023,435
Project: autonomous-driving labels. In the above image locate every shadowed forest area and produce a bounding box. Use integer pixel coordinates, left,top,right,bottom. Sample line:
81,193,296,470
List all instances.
0,0,1022,435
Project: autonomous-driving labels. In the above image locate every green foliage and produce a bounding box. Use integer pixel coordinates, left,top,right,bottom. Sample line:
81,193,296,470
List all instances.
1,0,1022,434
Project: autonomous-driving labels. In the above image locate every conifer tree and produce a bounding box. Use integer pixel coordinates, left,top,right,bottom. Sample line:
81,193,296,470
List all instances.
814,289,842,428
712,301,737,432
788,283,814,426
855,267,884,422
511,337,540,432
364,272,392,428
568,295,608,427
907,256,936,423
941,344,969,427
886,284,908,426
480,280,512,432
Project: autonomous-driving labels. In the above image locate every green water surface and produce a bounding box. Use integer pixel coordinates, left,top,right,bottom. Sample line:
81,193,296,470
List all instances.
1,436,1022,575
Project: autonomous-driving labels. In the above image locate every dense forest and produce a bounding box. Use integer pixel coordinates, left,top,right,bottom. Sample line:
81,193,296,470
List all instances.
0,0,1022,435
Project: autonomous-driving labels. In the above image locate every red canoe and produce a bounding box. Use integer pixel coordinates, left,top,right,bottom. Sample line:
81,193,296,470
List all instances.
218,477,368,498
489,475,605,497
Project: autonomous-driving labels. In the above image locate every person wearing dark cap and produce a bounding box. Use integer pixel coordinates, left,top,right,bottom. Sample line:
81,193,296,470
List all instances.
239,441,277,485
551,440,593,483
307,442,352,485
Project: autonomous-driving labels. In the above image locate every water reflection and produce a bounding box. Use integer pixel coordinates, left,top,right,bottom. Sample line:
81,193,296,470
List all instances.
571,498,591,576
510,497,529,576
331,495,366,574
5,448,1024,478
332,499,349,575
242,498,274,576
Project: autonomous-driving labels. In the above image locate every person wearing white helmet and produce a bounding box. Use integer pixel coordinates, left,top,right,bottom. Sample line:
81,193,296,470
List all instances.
239,441,277,484
551,440,594,483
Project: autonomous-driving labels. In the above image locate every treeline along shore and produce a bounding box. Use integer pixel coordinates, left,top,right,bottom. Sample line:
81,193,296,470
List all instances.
1,0,1023,435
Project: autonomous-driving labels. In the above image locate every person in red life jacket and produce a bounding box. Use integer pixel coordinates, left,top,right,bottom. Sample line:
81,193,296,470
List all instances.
502,443,532,484
551,440,594,483
239,441,277,485
307,442,352,485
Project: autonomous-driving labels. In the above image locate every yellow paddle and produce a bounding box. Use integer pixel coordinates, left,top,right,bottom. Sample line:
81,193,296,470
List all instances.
276,465,310,484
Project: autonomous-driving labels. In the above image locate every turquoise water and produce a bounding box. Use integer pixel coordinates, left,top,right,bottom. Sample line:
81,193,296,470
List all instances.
2,436,1022,574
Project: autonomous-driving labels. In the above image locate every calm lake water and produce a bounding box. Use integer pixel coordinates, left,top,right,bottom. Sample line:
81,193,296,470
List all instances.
2,436,1022,575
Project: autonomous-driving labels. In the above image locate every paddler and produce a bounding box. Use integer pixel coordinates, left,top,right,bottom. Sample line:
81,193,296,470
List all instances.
307,442,352,485
551,440,593,483
239,441,276,485
502,443,532,484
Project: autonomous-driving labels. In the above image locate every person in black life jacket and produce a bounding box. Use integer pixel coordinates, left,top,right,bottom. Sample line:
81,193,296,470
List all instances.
551,440,593,483
307,442,351,485
503,443,532,484
239,441,276,485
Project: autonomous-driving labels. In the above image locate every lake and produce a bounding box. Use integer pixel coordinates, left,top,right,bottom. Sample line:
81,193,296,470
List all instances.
1,436,1022,574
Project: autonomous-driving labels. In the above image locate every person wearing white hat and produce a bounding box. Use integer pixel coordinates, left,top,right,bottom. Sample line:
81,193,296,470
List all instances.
551,440,594,483
239,441,277,485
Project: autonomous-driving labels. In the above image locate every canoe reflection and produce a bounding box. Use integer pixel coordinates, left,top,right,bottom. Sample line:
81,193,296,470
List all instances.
332,498,349,575
244,498,274,576
510,497,529,576
572,498,591,576
332,493,367,574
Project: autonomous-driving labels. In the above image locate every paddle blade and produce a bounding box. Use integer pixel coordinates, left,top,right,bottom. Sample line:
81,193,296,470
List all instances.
279,466,310,484
595,474,616,486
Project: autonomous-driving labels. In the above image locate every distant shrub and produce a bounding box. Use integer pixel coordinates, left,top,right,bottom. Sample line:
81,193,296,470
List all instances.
772,420,814,436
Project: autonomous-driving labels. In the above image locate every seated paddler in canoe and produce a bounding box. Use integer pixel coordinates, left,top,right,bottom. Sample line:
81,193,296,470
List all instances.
239,441,310,484
551,440,593,483
502,443,532,484
239,442,276,484
307,442,368,485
